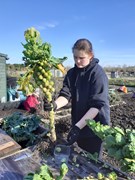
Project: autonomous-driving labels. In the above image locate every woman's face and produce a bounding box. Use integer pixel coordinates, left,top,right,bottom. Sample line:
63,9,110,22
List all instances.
73,49,93,68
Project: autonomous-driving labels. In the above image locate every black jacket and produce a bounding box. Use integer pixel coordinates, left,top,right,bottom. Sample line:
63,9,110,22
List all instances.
59,58,110,137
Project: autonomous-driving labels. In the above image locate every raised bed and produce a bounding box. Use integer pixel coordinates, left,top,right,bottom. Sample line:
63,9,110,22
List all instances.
0,129,21,158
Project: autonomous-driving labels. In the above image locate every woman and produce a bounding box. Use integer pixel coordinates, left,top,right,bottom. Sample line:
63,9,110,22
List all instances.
44,39,110,156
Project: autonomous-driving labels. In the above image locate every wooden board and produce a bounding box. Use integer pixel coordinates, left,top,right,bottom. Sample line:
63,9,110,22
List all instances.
0,148,40,180
0,147,78,180
0,145,133,180
0,129,21,158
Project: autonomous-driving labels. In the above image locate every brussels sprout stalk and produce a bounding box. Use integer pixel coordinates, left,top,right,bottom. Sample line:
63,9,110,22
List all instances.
20,27,67,142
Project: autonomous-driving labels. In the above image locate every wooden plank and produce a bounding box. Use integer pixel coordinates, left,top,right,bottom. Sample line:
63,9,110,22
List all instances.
0,147,78,180
0,129,21,158
70,151,133,180
0,141,15,151
0,149,41,180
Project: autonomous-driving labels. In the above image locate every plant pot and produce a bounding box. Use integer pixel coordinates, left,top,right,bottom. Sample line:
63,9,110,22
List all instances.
54,144,70,166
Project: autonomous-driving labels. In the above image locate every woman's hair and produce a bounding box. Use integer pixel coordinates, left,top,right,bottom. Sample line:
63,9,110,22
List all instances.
72,38,93,54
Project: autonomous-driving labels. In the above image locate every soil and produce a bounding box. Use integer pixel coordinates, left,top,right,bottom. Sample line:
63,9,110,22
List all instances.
110,93,135,130
0,92,135,179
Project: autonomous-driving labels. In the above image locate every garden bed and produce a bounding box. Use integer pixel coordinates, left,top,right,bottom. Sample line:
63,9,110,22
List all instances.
0,93,135,179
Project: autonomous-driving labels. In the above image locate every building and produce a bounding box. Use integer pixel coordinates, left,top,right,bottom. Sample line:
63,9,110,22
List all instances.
0,53,9,102
111,71,119,78
51,69,64,77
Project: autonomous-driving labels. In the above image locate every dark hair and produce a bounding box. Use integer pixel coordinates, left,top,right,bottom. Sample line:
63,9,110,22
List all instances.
72,38,93,53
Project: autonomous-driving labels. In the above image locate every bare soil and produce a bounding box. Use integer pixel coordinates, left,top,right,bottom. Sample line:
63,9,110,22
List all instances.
110,93,135,130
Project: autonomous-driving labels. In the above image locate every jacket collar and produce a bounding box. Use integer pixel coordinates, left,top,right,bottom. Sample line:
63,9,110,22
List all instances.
74,58,99,73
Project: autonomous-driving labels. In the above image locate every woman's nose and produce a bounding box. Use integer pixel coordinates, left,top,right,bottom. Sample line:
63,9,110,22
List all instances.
75,58,80,62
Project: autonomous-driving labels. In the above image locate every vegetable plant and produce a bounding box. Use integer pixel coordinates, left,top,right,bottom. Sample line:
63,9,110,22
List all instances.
18,27,67,142
86,120,135,172
109,90,122,105
2,112,41,145
83,172,117,180
24,163,68,180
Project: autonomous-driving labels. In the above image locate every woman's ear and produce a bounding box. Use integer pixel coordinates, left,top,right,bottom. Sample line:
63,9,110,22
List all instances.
89,53,93,62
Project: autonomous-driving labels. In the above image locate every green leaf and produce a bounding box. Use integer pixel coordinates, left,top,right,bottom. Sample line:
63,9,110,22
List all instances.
115,149,123,160
107,172,117,180
59,163,68,178
115,133,126,146
40,165,54,178
114,127,125,135
33,174,42,180
105,135,116,147
24,173,34,180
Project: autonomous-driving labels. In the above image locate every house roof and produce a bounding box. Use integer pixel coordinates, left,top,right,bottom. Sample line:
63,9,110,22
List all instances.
0,53,9,60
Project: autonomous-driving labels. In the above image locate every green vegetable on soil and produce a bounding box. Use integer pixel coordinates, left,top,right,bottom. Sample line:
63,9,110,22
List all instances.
2,112,41,145
86,120,135,172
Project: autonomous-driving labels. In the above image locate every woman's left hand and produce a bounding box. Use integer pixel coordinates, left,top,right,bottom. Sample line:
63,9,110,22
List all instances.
67,126,81,145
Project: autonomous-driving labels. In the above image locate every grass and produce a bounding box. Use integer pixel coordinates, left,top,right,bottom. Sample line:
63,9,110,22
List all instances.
109,77,135,87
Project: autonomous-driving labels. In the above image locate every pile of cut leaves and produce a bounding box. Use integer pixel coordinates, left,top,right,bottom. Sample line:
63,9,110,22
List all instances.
2,112,41,146
24,163,68,180
87,120,135,173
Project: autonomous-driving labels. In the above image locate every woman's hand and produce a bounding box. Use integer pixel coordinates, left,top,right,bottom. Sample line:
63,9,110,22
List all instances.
67,126,81,145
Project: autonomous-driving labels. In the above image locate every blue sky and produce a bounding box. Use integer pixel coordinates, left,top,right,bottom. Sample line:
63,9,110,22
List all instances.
0,0,135,67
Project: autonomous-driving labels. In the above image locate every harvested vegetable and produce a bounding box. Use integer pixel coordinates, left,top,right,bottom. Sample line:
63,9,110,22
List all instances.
18,27,67,142
55,147,62,153
24,163,68,180
86,120,135,172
